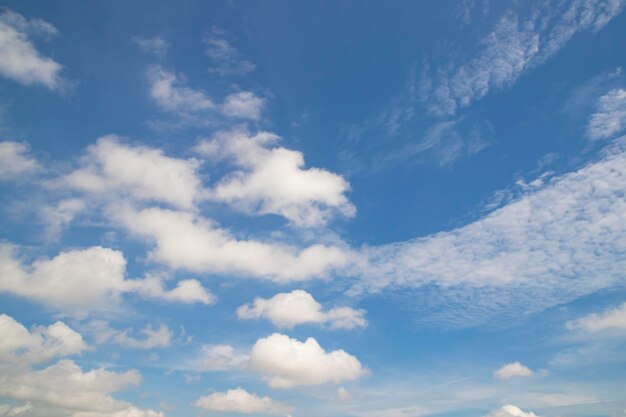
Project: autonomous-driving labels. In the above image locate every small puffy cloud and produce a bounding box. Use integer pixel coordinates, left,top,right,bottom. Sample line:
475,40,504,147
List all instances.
0,314,85,363
196,344,249,371
221,91,264,120
0,243,214,314
566,302,626,332
248,333,366,388
149,66,215,115
587,89,626,140
127,275,215,305
60,135,202,210
494,362,534,379
197,129,355,227
133,36,169,58
88,321,171,350
112,205,351,282
195,388,293,415
237,290,366,330
0,141,41,180
0,9,62,89
484,405,541,417
0,359,163,417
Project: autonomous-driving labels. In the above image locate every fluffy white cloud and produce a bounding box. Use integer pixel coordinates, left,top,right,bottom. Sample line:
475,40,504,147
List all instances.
248,333,366,388
148,66,214,114
112,205,351,282
0,243,213,314
421,0,625,115
0,141,41,180
220,91,264,120
196,344,249,371
494,362,534,379
352,139,626,326
587,88,626,140
126,275,215,305
566,302,626,332
40,198,87,239
195,388,293,415
0,10,62,89
60,135,202,210
0,359,163,417
197,129,355,227
484,405,540,417
88,321,171,350
0,314,85,363
237,290,366,330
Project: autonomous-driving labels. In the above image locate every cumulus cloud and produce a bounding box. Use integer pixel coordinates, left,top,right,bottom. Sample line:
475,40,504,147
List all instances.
39,198,87,240
148,66,263,122
484,405,540,417
0,314,85,364
195,344,249,371
248,333,366,388
197,129,355,227
352,139,626,326
88,321,171,350
195,388,293,415
587,88,626,140
221,91,264,120
60,135,202,210
112,205,351,282
237,290,366,330
0,316,161,417
0,243,213,314
0,360,163,417
566,302,626,332
494,362,534,379
205,28,256,76
0,141,41,180
421,0,625,115
127,275,215,305
0,9,63,89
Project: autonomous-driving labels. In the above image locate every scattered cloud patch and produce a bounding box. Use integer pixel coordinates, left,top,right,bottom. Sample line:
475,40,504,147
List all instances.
566,302,626,332
237,290,366,330
195,388,293,415
196,344,249,371
197,129,355,227
89,321,172,350
484,405,541,417
133,36,169,59
494,362,534,379
221,91,264,120
0,9,63,89
587,88,626,140
0,141,41,180
205,28,256,76
248,333,366,388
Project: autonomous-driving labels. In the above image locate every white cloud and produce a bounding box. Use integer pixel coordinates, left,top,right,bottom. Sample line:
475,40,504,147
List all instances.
88,321,171,350
0,141,41,180
39,198,87,240
196,344,249,371
335,387,351,402
197,129,355,227
60,135,202,210
133,36,169,59
0,314,85,364
221,91,264,120
205,29,256,76
195,388,293,415
247,333,366,388
0,9,62,89
0,359,163,417
112,205,351,282
421,0,625,115
352,139,626,326
566,302,626,332
587,88,626,140
0,243,213,314
237,290,366,330
484,405,540,417
148,66,215,114
494,362,534,379
127,275,215,305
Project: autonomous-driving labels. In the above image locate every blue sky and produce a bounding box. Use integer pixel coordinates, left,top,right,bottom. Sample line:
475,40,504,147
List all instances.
1,1,626,417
